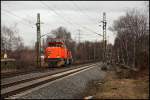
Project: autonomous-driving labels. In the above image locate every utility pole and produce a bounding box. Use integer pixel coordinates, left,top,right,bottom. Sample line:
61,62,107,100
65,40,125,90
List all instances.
102,12,107,63
94,40,96,60
78,29,81,60
98,12,108,63
36,13,41,67
78,29,81,44
42,38,45,49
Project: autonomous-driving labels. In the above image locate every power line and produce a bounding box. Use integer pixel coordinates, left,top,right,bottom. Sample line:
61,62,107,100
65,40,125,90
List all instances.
71,1,96,25
2,2,101,38
40,1,73,25
2,9,35,24
82,26,103,36
73,33,98,36
2,9,35,27
2,3,102,42
40,1,101,37
70,1,102,36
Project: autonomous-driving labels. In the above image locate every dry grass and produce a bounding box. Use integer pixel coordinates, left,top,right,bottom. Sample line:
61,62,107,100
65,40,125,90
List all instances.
82,67,149,99
98,69,149,99
95,78,149,99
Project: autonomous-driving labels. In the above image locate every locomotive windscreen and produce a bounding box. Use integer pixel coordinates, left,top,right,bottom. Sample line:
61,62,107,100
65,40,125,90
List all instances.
47,38,64,43
46,38,65,47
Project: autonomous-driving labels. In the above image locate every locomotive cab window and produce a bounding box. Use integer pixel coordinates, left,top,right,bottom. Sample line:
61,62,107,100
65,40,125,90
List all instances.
48,42,64,47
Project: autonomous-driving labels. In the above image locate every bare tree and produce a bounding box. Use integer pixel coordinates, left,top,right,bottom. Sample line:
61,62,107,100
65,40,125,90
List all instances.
44,26,104,63
111,9,149,69
1,25,24,52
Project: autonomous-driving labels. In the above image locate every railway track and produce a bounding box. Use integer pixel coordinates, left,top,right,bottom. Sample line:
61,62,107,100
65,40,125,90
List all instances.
1,62,97,88
1,63,100,99
1,60,98,79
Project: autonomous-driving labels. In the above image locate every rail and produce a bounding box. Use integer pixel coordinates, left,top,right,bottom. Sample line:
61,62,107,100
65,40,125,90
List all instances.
1,58,16,62
1,63,99,99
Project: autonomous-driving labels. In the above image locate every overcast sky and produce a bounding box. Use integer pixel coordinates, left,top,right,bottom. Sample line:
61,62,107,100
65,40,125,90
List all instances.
1,1,147,47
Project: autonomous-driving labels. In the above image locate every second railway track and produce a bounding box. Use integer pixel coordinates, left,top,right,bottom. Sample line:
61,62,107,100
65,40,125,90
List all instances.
1,63,100,99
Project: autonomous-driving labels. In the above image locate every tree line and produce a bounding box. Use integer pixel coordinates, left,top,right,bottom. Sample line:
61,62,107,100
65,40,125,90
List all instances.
1,6,149,70
110,9,149,70
42,26,106,63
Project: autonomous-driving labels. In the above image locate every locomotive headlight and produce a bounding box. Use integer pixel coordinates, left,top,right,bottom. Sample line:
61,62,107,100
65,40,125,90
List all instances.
57,56,60,58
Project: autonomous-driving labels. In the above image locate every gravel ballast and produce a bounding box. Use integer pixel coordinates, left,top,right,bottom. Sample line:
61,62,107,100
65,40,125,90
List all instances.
11,63,106,99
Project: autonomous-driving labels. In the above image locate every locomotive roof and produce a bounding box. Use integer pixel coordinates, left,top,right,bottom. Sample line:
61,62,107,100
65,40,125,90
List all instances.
47,38,65,45
47,38,64,42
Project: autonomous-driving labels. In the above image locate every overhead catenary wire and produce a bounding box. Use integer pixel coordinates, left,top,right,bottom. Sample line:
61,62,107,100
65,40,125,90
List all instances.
71,1,96,25
40,1,82,28
2,2,103,41
70,1,103,36
40,1,73,25
2,8,35,27
40,1,102,37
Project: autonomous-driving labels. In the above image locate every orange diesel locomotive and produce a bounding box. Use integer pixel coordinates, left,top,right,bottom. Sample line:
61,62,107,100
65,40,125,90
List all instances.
44,39,73,67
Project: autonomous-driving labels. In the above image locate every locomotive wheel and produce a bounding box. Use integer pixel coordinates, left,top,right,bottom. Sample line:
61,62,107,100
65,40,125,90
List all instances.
63,59,68,67
66,59,71,66
66,59,69,65
48,63,52,68
48,62,56,68
68,59,72,65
